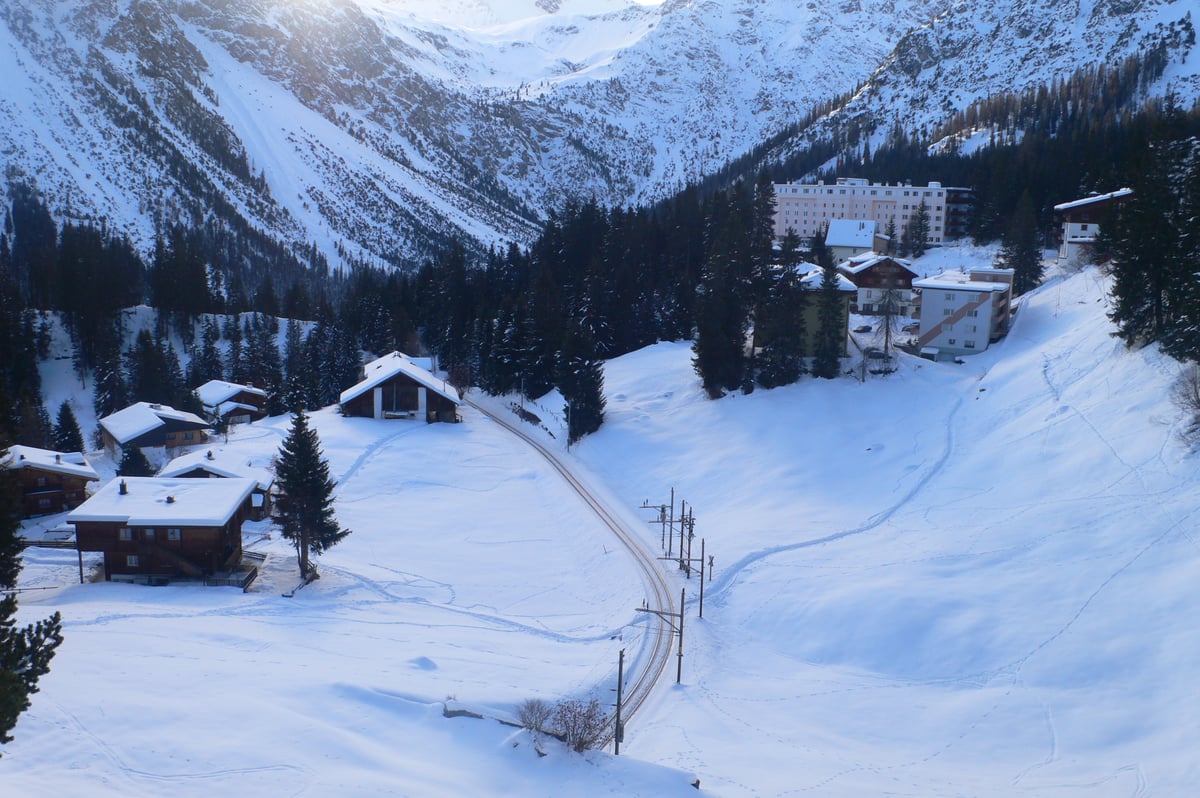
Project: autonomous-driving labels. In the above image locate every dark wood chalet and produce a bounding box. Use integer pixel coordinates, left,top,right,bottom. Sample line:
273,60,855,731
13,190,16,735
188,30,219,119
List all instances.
837,254,920,315
99,402,212,456
157,448,275,520
2,445,99,517
195,380,269,425
339,352,461,422
68,477,256,583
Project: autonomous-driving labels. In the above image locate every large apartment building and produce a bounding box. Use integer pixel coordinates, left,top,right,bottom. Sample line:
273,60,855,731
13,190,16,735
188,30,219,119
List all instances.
772,177,973,246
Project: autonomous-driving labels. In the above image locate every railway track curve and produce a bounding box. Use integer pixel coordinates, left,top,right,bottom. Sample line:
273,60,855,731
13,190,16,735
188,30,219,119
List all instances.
465,396,677,742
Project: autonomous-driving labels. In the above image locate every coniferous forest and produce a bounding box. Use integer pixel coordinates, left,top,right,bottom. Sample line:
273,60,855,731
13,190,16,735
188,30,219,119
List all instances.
1,54,1199,454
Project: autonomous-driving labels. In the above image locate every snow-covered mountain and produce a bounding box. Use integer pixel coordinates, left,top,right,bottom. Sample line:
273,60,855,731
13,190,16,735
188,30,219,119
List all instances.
1,0,1195,268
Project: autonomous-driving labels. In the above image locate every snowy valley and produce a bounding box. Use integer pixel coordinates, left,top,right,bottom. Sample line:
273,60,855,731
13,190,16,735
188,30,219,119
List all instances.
8,245,1200,796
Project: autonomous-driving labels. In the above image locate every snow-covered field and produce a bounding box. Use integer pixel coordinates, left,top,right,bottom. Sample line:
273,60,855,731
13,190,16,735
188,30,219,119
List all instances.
8,246,1200,795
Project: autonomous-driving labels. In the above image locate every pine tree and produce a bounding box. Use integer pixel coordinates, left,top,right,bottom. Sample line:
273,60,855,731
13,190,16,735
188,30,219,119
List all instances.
559,324,606,445
996,191,1044,295
52,401,84,453
117,444,154,477
811,262,846,379
908,200,931,257
273,410,349,577
0,437,64,753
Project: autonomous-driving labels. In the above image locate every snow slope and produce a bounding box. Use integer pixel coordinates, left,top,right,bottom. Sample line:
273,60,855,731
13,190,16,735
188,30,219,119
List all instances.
9,248,1200,795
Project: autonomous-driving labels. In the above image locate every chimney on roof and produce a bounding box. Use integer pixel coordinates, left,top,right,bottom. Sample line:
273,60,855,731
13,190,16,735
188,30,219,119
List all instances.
119,480,128,495
18,453,25,460
166,495,175,504
206,450,215,460
55,453,62,463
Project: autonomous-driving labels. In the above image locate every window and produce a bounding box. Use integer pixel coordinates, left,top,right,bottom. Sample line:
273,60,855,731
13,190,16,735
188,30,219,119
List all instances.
119,527,133,541
184,432,194,441
36,476,47,487
144,528,155,540
945,292,955,300
38,497,52,509
948,338,957,345
943,308,954,316
1080,224,1089,231
168,528,182,541
967,309,978,317
964,340,976,349
126,555,139,567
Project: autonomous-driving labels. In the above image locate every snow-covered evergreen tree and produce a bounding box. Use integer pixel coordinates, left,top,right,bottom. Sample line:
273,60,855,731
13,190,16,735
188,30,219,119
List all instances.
273,410,349,577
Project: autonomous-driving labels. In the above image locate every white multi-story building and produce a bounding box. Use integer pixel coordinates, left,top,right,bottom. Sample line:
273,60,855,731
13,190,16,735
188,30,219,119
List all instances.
911,268,1014,358
772,177,972,245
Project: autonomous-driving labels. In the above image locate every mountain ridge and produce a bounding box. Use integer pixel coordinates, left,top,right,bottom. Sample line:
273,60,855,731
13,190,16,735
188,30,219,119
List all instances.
1,0,1195,270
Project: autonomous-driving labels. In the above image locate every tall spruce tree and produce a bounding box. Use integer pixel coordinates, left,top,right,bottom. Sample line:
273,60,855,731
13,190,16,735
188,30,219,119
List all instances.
811,261,846,379
52,401,84,453
559,324,606,445
273,410,349,577
0,438,64,751
908,200,931,258
996,191,1044,295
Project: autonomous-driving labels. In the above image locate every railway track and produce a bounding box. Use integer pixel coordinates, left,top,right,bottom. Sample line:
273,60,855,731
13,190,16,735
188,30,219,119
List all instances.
465,396,677,741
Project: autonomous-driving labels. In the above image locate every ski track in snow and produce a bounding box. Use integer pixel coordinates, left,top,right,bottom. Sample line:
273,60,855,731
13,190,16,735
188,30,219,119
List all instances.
702,390,968,602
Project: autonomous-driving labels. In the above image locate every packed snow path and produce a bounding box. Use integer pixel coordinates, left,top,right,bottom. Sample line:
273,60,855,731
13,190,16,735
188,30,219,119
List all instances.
465,394,678,738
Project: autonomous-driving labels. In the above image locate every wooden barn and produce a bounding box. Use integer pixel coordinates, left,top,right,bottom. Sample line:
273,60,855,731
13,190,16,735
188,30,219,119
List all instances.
157,448,275,520
2,445,99,517
195,380,269,425
99,402,212,457
339,352,461,423
68,477,256,584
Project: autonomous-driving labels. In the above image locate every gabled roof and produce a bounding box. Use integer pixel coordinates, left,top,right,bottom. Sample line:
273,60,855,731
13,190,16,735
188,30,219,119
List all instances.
825,219,876,248
339,352,461,407
195,380,267,408
99,402,211,445
837,253,917,277
798,267,858,293
158,449,274,492
1053,188,1133,212
2,445,99,481
67,477,256,526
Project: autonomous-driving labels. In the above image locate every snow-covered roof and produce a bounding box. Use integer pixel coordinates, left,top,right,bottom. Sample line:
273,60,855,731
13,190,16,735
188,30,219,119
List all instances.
158,449,274,492
838,253,917,276
363,351,434,373
195,380,267,408
67,477,257,526
1053,188,1133,212
99,402,211,444
2,445,99,481
798,267,858,293
340,352,461,407
825,219,876,248
913,268,1013,293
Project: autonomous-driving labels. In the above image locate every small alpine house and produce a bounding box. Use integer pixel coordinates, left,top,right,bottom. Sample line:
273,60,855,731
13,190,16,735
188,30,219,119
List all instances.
68,477,256,584
339,352,461,423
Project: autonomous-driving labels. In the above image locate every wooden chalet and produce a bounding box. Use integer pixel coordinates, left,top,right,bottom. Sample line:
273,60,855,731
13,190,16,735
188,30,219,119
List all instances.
99,402,212,457
68,477,256,584
2,445,99,517
195,380,269,425
837,253,919,316
339,352,461,423
157,448,275,520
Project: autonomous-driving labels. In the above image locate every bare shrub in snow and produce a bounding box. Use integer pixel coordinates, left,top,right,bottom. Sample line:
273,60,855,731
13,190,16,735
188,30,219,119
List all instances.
516,698,552,736
552,697,608,753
